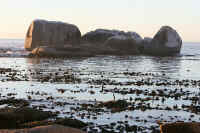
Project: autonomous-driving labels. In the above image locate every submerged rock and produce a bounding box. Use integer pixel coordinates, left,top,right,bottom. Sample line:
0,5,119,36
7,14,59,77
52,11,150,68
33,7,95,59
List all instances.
0,98,29,107
21,118,88,130
0,107,56,129
160,122,200,133
0,125,86,133
25,19,81,51
99,100,129,112
144,26,182,56
55,118,88,129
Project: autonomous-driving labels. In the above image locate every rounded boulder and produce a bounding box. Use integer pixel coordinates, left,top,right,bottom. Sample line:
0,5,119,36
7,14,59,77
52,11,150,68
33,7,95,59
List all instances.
145,26,182,56
25,19,81,51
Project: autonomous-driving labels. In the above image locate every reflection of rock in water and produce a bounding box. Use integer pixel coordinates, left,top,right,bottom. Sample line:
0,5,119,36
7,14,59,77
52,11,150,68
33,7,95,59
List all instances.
149,56,181,79
26,57,41,64
25,58,82,83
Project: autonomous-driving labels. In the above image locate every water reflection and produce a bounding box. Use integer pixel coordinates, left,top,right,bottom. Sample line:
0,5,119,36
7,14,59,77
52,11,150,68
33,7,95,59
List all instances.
25,54,200,82
149,56,181,79
26,56,181,77
25,57,90,81
26,57,41,64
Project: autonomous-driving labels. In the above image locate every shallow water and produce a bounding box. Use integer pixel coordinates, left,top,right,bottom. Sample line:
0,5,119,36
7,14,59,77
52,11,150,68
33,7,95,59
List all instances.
0,39,200,132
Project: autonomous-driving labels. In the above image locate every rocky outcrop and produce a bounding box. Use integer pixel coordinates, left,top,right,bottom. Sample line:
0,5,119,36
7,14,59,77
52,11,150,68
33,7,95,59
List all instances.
0,125,86,133
25,19,81,51
143,26,182,56
104,35,140,55
24,20,183,57
160,122,200,133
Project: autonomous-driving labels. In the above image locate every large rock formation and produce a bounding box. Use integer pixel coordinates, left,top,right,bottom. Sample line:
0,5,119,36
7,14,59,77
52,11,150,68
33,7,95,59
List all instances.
25,19,81,51
143,26,182,56
25,21,183,57
104,35,140,55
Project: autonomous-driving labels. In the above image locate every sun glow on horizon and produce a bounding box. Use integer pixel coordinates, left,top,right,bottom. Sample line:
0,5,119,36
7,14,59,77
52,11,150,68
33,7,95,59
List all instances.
0,0,199,42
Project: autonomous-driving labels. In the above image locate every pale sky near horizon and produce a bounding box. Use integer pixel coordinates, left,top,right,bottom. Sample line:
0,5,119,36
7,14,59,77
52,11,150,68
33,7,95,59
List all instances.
0,0,199,42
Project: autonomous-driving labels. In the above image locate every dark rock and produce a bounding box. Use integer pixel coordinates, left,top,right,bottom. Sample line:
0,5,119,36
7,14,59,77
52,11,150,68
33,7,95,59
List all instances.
0,107,56,129
99,100,129,109
143,26,182,56
25,19,81,51
160,122,200,133
0,98,29,107
55,118,87,129
81,29,142,55
0,125,86,133
82,29,142,44
82,29,122,43
25,22,183,57
143,37,153,44
138,37,152,53
105,35,140,54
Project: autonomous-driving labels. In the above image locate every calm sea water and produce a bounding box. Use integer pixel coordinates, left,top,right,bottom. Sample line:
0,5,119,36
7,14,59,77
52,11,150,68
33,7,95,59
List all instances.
0,39,200,132
0,39,200,80
0,39,200,101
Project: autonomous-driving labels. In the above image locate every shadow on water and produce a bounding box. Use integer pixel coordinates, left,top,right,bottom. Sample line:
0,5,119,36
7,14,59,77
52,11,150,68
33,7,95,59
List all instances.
149,56,181,79
24,55,183,81
25,57,91,81
26,56,182,72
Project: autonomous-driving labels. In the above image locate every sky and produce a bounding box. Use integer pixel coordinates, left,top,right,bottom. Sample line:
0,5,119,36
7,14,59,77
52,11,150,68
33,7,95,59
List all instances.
0,0,199,42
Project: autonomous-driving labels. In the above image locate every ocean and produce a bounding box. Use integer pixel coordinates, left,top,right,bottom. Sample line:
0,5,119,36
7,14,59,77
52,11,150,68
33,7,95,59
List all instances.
0,39,200,132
